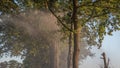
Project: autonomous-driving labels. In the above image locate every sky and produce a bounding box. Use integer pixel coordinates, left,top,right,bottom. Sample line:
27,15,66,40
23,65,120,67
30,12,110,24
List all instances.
0,56,23,63
80,31,120,68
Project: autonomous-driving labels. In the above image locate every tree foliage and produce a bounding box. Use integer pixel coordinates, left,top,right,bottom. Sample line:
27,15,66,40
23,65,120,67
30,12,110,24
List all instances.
0,0,19,14
46,0,120,47
0,9,65,68
0,60,23,68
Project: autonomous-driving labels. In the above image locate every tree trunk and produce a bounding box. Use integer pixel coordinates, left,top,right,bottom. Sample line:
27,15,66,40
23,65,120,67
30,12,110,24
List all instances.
50,41,59,68
73,22,80,68
72,0,80,68
101,52,109,68
54,42,59,68
68,23,73,68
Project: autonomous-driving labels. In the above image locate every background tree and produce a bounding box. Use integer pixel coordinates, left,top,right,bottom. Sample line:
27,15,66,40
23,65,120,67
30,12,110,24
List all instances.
0,61,8,68
0,60,23,68
0,9,93,68
0,9,61,68
0,0,19,14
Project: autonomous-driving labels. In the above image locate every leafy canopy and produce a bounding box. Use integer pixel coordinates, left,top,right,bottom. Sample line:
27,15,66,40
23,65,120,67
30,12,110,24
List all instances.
0,0,120,56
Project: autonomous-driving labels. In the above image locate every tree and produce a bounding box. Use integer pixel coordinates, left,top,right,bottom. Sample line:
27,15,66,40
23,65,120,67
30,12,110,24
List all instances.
0,9,61,68
67,22,73,68
0,61,8,68
0,9,93,68
0,60,23,68
101,52,110,68
0,0,19,14
9,60,23,68
46,0,120,68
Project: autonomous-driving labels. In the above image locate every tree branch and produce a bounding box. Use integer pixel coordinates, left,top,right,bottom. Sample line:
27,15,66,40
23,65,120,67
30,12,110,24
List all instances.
46,1,73,32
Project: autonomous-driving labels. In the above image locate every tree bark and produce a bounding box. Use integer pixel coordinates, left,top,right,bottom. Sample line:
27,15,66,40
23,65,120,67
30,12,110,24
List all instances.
101,52,109,68
54,44,59,68
73,23,80,68
68,23,73,68
72,0,80,68
50,41,59,68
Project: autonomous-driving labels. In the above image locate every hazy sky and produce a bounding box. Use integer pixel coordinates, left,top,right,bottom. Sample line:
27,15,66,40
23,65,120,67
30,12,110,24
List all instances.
80,31,120,68
0,56,23,63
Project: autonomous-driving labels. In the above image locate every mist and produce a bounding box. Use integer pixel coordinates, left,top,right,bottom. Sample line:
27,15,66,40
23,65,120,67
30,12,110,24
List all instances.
0,9,93,68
